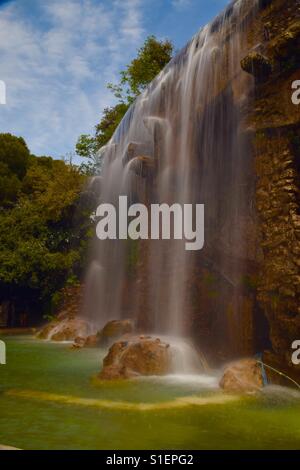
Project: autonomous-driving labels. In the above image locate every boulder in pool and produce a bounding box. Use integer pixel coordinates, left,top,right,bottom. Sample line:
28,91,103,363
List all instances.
219,358,264,393
97,319,134,347
70,319,134,349
83,334,99,348
99,336,171,380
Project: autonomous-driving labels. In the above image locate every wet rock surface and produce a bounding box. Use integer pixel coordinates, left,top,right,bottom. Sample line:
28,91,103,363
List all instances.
37,284,87,341
220,358,264,392
70,319,134,349
38,317,91,342
244,0,300,383
97,319,134,347
99,336,172,380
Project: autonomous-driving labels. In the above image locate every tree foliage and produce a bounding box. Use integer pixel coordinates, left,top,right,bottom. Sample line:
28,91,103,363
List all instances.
0,133,30,206
108,35,173,103
0,139,93,321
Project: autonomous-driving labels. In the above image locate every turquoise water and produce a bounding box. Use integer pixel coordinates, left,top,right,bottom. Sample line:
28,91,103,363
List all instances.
0,336,300,450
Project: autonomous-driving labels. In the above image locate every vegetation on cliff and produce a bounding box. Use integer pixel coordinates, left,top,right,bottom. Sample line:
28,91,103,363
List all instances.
76,36,173,174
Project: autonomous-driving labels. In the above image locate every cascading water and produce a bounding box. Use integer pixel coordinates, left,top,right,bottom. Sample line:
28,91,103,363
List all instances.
84,0,259,367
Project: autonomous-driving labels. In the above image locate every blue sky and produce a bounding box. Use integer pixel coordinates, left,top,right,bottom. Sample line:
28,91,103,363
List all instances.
0,0,230,160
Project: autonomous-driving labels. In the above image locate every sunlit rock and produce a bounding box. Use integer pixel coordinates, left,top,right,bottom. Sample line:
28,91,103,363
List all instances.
219,358,264,392
38,317,91,342
99,337,171,380
51,318,91,341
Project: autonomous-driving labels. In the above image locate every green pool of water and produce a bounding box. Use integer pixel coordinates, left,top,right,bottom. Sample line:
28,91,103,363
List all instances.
0,336,300,450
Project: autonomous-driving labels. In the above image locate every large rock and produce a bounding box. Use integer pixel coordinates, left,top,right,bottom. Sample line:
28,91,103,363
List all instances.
37,317,91,342
70,319,135,349
219,358,264,392
97,319,134,347
241,51,273,83
99,336,171,380
36,323,55,340
37,284,86,341
83,334,99,348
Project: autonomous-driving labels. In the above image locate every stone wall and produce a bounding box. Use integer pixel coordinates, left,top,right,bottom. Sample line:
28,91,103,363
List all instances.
242,0,300,381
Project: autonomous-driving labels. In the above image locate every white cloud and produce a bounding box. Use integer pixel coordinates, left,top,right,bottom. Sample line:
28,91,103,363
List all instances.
172,0,192,9
116,0,144,42
0,0,145,159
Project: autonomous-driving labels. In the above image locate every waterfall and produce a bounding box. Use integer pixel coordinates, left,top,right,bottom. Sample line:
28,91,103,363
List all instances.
84,0,259,355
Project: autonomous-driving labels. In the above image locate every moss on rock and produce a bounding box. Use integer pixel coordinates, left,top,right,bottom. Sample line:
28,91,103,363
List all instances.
241,52,273,83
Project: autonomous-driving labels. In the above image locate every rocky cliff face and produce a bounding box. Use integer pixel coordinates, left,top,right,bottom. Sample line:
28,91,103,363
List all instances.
190,0,300,378
158,0,299,378
242,0,300,381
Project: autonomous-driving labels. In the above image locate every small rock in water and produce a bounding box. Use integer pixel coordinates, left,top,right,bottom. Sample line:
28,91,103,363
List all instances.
69,319,134,349
97,319,134,347
71,336,86,349
38,317,91,342
84,334,99,348
219,358,264,393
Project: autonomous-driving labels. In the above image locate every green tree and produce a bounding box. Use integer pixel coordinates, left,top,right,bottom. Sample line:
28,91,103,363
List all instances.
95,102,130,148
108,35,173,103
0,142,93,322
0,133,30,205
76,36,173,174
